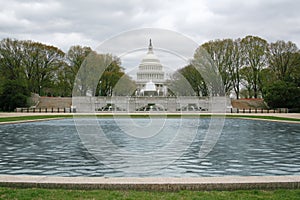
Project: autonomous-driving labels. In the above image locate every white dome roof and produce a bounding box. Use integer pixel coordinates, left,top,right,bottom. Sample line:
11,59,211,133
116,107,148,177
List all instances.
136,39,165,84
138,39,163,68
141,53,160,64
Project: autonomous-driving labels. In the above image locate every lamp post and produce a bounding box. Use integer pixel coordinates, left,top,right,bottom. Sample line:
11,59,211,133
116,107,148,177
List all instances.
99,81,102,96
39,85,42,96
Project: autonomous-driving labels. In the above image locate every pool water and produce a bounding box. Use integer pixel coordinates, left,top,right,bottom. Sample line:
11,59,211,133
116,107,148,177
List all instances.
0,118,299,177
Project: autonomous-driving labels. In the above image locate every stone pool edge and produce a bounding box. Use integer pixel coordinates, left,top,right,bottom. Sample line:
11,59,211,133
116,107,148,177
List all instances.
0,175,299,191
1,113,300,125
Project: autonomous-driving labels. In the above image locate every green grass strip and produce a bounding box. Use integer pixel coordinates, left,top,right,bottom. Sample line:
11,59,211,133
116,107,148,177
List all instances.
0,187,299,200
0,115,72,123
228,115,300,122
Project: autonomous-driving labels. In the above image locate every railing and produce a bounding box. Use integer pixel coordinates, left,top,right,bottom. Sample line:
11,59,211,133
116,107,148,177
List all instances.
230,108,288,113
15,107,288,114
16,107,75,113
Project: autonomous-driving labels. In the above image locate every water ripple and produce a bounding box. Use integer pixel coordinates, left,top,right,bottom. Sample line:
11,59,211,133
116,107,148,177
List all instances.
0,118,299,177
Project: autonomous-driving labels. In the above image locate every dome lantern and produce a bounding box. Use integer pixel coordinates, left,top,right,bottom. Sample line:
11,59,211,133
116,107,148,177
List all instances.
148,39,153,53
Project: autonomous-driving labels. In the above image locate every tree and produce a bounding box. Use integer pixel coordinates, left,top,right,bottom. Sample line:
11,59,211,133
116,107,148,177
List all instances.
35,44,65,96
52,62,71,97
96,57,126,96
290,52,300,86
22,40,41,93
169,70,196,96
66,45,92,96
268,40,299,81
259,67,277,98
192,46,225,96
201,39,234,95
0,38,24,80
264,80,300,110
73,51,105,96
0,38,66,96
229,39,244,99
240,66,254,98
72,53,130,97
241,36,268,98
22,41,65,96
0,80,30,111
171,64,208,96
112,74,136,96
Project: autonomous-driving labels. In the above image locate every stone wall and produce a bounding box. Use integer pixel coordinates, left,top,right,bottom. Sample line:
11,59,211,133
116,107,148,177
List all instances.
32,96,231,113
73,96,230,113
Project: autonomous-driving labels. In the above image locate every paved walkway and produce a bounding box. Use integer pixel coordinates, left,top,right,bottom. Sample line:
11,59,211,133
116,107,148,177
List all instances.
0,175,299,191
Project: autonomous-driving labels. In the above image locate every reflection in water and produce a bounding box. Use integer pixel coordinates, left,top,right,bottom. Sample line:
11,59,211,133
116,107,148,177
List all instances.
0,118,299,177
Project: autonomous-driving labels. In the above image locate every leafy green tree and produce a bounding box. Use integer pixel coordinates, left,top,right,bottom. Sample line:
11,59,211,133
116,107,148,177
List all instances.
240,66,254,98
22,41,65,96
112,74,136,96
201,39,233,95
54,62,73,97
259,68,277,98
72,53,130,97
268,40,299,81
230,39,244,99
73,51,105,96
241,36,268,98
0,38,66,96
66,45,92,96
290,52,300,86
169,70,196,96
172,64,208,96
0,38,24,80
35,44,65,96
22,40,41,93
0,80,30,111
264,80,300,110
96,57,126,96
192,47,225,96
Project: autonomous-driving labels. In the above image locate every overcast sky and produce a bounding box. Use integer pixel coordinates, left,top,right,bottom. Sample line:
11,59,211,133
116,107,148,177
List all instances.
1,0,300,50
1,0,300,74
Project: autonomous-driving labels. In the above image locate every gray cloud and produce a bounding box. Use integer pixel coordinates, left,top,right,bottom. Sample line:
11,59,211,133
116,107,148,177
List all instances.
0,0,300,52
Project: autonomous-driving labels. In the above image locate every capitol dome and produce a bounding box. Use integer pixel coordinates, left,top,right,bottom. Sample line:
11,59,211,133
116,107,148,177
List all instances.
136,39,167,96
141,51,160,63
136,39,165,84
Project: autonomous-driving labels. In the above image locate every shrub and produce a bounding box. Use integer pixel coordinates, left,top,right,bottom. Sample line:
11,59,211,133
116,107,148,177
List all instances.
0,80,30,111
263,80,300,110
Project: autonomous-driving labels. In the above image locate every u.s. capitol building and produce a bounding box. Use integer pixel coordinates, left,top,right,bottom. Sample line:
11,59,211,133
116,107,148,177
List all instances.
136,39,168,97
73,40,227,113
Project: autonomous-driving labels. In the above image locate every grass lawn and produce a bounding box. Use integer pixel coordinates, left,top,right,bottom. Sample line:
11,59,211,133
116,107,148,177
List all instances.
226,115,300,122
0,187,300,200
0,115,72,123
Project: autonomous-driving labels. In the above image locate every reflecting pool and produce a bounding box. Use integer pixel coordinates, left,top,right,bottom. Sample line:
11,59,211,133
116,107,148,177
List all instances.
0,118,299,177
